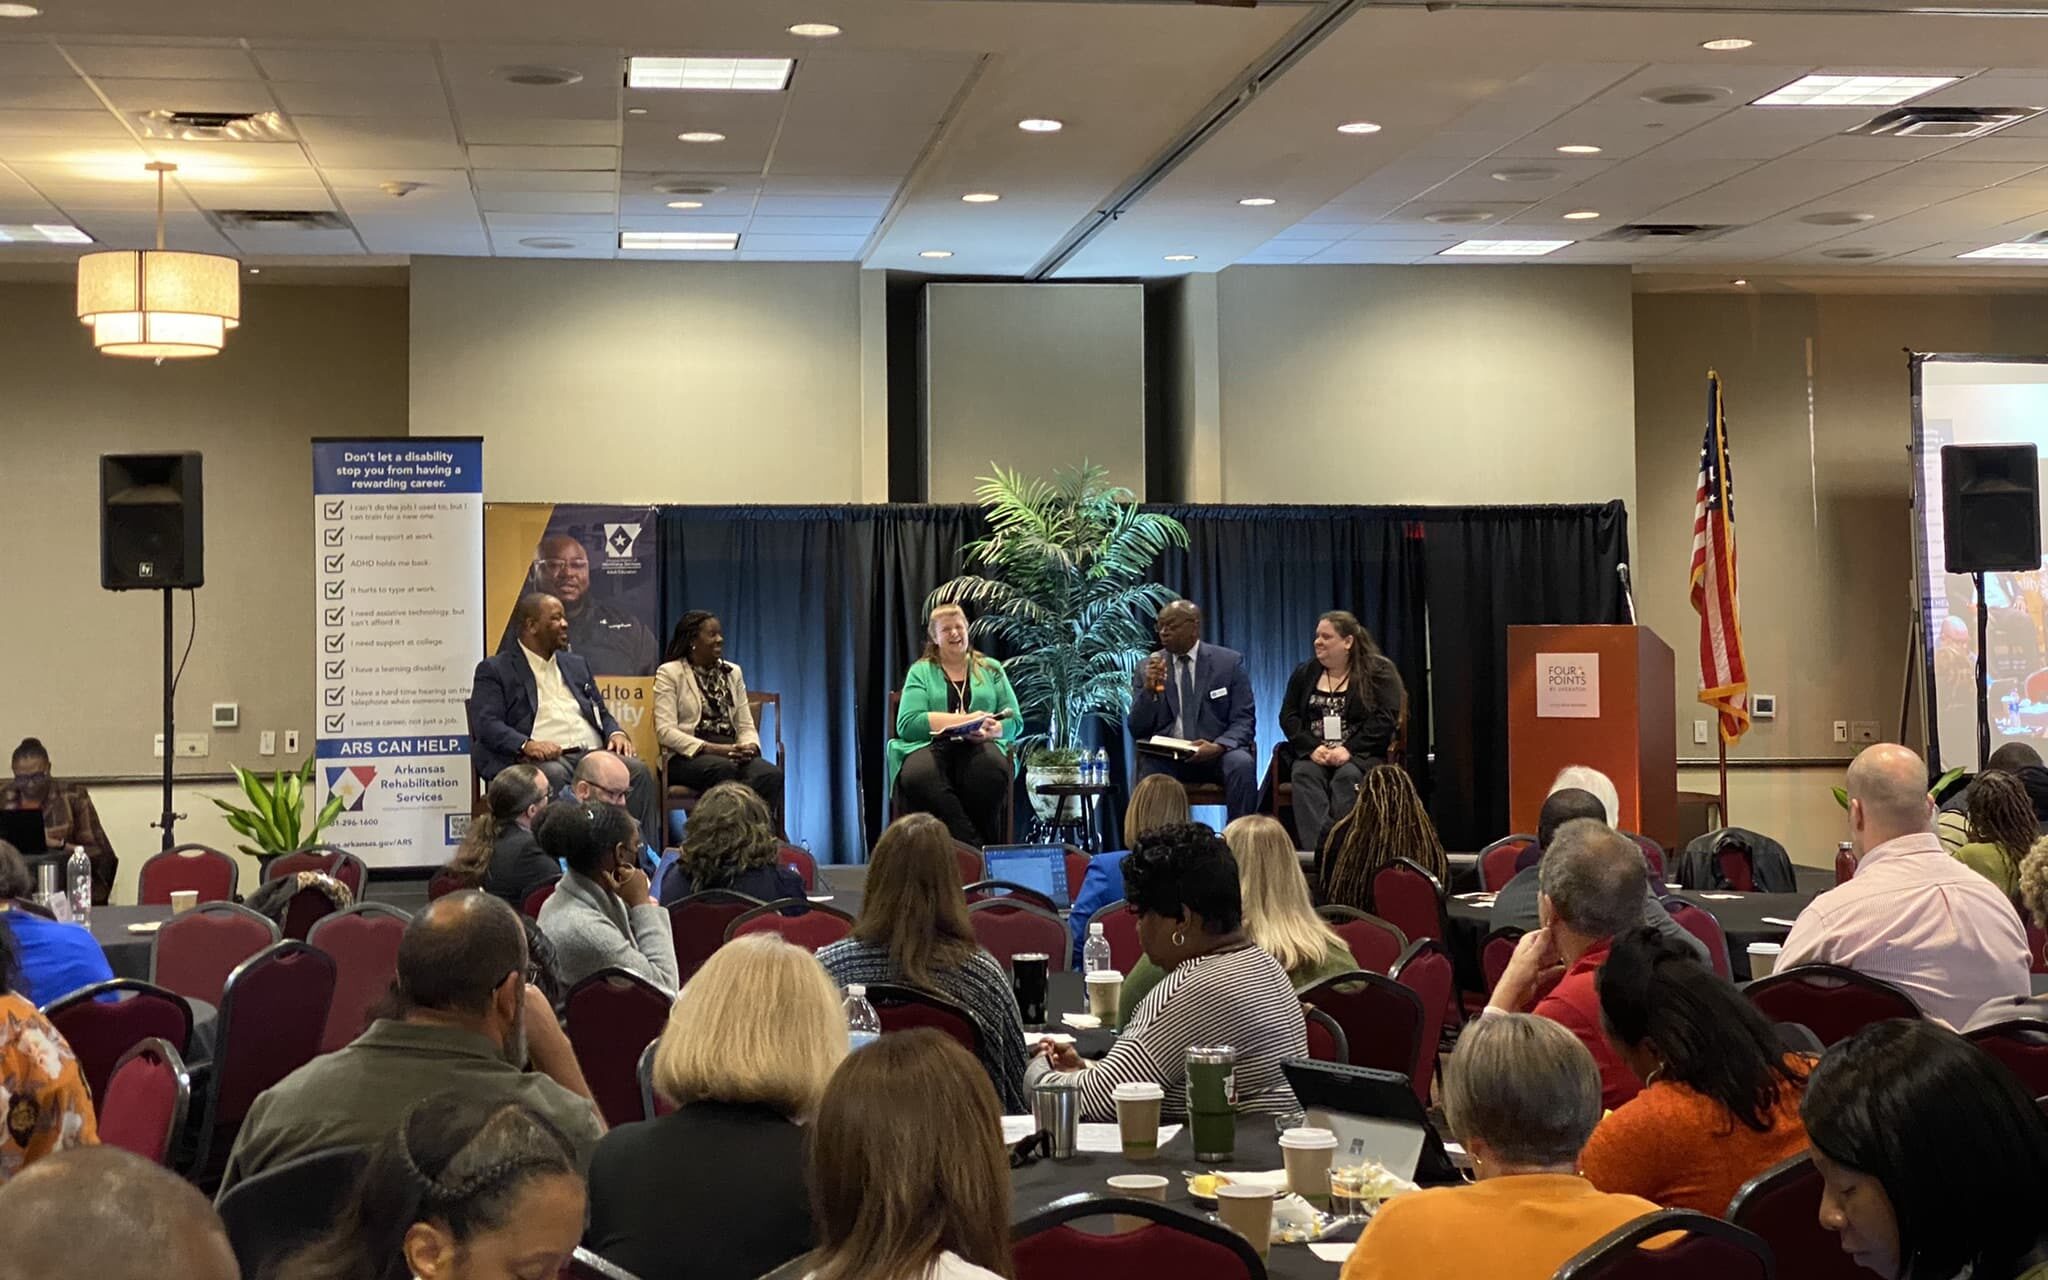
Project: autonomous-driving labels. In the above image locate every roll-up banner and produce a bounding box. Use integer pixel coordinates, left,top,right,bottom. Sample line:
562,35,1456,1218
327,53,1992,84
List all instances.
312,438,485,867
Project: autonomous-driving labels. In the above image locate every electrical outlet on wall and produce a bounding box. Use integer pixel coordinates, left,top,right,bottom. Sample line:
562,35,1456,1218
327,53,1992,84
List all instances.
152,733,164,758
259,730,277,756
1692,719,1710,745
1852,720,1881,744
284,729,300,755
174,733,208,758
1833,720,1850,744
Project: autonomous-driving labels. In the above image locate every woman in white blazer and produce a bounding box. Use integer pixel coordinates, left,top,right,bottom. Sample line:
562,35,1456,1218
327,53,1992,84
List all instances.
655,611,785,826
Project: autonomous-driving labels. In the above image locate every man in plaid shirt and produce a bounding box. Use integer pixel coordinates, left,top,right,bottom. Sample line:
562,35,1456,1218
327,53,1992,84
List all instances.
1,738,117,905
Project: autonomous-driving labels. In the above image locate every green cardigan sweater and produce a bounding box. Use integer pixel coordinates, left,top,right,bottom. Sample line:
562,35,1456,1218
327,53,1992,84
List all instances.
885,656,1023,805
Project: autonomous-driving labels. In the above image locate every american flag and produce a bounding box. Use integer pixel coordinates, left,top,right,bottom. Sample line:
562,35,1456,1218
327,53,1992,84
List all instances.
1691,370,1750,744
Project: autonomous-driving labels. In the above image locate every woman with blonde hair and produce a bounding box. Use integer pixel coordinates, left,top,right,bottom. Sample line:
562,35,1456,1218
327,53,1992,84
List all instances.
583,933,847,1280
1320,763,1448,913
886,602,1023,846
804,1029,1014,1280
818,814,1027,1110
1068,773,1192,964
657,781,802,906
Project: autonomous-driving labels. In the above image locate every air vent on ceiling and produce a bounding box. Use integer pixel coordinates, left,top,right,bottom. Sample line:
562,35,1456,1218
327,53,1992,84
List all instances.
1640,85,1733,107
1847,106,2040,139
652,179,728,196
212,210,350,231
133,108,291,142
1595,223,1736,242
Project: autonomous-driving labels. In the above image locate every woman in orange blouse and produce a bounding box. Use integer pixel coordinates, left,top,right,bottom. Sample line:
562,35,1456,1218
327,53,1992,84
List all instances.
1580,926,1811,1216
0,920,97,1182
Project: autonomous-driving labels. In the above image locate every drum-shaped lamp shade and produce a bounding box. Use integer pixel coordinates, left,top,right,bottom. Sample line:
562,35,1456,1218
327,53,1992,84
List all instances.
77,249,241,358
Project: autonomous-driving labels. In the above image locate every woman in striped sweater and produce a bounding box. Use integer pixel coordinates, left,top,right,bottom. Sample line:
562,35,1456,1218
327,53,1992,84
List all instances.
1031,822,1307,1121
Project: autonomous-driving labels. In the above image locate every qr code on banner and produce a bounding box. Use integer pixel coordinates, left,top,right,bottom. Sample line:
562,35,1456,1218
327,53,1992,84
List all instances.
446,814,471,844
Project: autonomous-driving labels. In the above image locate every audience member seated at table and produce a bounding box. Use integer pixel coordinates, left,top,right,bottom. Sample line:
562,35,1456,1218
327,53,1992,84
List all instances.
1955,768,2035,901
1119,814,1353,1022
271,1093,586,1280
1486,818,1650,1111
1802,1019,2048,1280
1935,742,2048,854
536,801,678,997
655,611,785,824
0,839,112,1004
0,921,96,1183
1579,926,1811,1216
1318,763,1448,913
1279,611,1407,853
1779,743,2029,1030
585,935,845,1280
1492,788,1708,966
658,782,802,907
1066,774,1191,965
1340,1014,1659,1280
1031,822,1308,1120
1,738,116,906
0,1147,239,1280
803,1029,1014,1280
218,891,603,1195
1127,599,1259,819
887,603,1023,847
468,591,661,845
442,763,556,907
817,814,1026,1111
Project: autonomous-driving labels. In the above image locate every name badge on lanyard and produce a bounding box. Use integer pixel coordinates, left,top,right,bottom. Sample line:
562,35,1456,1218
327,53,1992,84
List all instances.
1322,712,1343,743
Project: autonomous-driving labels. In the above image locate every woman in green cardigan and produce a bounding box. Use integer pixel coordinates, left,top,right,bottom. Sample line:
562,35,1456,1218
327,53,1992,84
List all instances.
888,603,1023,846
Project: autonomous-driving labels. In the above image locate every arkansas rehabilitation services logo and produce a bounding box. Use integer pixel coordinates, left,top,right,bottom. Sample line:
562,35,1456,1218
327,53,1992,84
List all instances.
603,522,642,558
325,765,379,812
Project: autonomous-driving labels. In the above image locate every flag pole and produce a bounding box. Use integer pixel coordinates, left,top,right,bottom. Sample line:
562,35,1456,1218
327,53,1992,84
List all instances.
1717,725,1730,828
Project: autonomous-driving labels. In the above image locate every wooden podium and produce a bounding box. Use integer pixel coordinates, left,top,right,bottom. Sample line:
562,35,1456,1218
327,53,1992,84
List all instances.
1507,625,1677,849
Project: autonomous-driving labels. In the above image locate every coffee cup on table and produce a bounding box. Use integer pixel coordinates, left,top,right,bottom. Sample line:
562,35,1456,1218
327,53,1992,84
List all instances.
1112,1080,1165,1160
1085,969,1123,1024
1747,941,1782,979
169,889,199,914
1106,1173,1169,1232
1214,1184,1276,1259
1278,1126,1338,1209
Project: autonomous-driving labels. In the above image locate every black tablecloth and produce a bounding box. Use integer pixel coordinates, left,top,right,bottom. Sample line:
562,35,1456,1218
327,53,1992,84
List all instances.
88,903,173,980
1446,888,1817,983
1010,1112,1353,1278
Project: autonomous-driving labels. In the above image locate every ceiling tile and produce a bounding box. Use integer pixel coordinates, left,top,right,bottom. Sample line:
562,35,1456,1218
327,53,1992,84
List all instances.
738,234,865,252
1649,159,1904,224
1944,134,2048,164
743,214,874,237
91,79,279,115
221,225,364,255
474,168,617,193
270,80,452,118
0,44,78,78
496,231,618,257
349,221,490,255
250,47,442,84
0,109,132,139
467,144,617,171
758,174,896,197
1884,160,2043,187
477,190,616,214
144,140,313,171
62,44,260,81
618,190,756,216
182,184,335,211
463,117,618,147
482,211,615,232
0,78,105,112
297,116,464,168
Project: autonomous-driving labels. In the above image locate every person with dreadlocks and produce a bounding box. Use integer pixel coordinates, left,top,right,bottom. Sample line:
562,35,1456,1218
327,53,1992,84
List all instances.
1317,763,1448,912
655,610,784,827
1956,768,2036,902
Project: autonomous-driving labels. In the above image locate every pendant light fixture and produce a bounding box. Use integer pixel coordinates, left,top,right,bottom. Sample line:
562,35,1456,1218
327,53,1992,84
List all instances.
76,161,240,358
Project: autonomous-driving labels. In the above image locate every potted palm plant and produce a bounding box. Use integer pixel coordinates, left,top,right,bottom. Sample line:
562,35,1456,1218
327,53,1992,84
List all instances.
208,756,347,862
930,463,1188,820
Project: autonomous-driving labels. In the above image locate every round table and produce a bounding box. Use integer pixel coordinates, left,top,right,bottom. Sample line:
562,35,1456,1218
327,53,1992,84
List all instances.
87,903,175,980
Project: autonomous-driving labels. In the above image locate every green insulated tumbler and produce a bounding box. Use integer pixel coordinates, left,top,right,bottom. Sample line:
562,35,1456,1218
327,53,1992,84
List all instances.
1186,1045,1238,1161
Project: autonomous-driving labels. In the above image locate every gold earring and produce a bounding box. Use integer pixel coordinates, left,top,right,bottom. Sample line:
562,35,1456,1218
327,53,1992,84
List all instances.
1172,929,1187,946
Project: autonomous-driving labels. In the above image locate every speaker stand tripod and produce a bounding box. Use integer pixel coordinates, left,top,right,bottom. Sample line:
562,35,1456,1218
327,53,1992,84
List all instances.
1974,571,1992,770
155,587,181,851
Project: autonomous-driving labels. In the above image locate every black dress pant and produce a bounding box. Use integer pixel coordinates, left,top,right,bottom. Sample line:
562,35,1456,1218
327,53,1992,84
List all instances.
897,740,1010,846
667,750,786,830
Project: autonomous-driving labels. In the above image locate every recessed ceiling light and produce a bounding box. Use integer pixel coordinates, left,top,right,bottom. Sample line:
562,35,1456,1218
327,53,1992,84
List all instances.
1491,166,1560,182
677,131,726,143
919,249,954,259
1423,209,1494,225
1701,37,1753,50
627,56,794,91
1017,118,1063,133
1563,210,1602,220
1337,121,1382,135
520,237,578,250
1823,248,1884,259
0,223,90,243
1439,239,1573,257
496,65,584,87
1753,74,1957,108
0,4,41,17
620,230,739,251
1731,278,1749,286
666,200,705,209
1799,211,1877,226
1958,241,2048,260
247,266,261,274
626,107,648,116
788,22,841,37
1164,254,1197,262
961,192,1000,203
1641,85,1733,106
1239,197,1277,207
1556,144,1603,155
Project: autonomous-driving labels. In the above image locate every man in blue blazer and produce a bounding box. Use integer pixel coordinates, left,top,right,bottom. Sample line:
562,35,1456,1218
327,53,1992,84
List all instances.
1127,599,1258,819
468,592,661,843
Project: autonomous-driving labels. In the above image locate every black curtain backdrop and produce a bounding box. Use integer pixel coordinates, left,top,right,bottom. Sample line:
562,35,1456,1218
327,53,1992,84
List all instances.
657,500,1626,862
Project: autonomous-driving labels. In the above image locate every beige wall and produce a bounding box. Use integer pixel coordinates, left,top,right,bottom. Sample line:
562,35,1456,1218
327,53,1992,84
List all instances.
1211,265,1638,510
408,257,873,503
0,282,409,799
1635,290,2048,861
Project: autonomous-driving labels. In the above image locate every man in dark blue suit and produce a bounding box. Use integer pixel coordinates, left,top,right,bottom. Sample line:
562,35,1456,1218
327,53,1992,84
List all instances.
468,592,661,843
1127,599,1258,819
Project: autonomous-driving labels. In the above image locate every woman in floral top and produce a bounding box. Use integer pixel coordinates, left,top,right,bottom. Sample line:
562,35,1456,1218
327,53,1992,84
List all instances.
0,918,96,1182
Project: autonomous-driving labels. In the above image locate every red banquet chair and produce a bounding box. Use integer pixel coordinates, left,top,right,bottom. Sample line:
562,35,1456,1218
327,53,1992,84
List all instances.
137,843,239,906
1622,833,1668,881
865,983,983,1059
41,978,194,1107
1728,1153,1866,1280
967,899,1072,972
726,898,854,951
1013,1193,1267,1280
778,842,816,892
667,889,765,985
637,1040,677,1121
1389,937,1455,1104
1480,926,1524,995
1477,835,1536,892
964,880,1060,913
953,841,985,886
1091,900,1144,973
426,867,469,900
264,846,367,898
523,877,561,919
1316,904,1407,974
1745,963,1920,1047
1301,969,1425,1089
1554,1208,1772,1280
150,901,281,1007
1305,1006,1350,1064
195,941,338,1179
97,1036,191,1166
307,902,411,1052
1666,901,1733,980
565,967,673,1129
1369,857,1449,948
1965,1018,2048,1097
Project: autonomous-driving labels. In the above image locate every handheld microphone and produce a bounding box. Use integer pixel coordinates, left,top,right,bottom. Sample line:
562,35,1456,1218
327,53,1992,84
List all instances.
1617,562,1638,624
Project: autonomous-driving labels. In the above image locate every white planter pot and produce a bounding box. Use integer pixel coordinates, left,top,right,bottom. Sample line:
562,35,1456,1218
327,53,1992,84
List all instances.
1024,762,1084,822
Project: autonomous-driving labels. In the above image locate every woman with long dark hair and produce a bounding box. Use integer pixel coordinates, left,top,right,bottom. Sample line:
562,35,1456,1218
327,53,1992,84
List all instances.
1319,764,1447,912
654,610,784,824
1279,611,1406,852
271,1094,584,1280
1958,769,2035,900
442,763,554,905
1580,926,1810,1215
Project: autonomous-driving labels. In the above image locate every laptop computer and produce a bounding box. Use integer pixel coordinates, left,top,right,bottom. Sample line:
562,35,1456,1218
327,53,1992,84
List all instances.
0,809,48,857
979,844,1072,909
1281,1059,1464,1186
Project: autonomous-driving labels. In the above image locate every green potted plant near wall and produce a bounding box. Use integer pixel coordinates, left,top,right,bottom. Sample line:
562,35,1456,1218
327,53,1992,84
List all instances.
209,756,347,864
930,462,1188,821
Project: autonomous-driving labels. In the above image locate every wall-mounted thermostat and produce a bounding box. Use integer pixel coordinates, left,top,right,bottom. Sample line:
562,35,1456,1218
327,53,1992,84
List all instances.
211,702,239,729
1751,694,1776,720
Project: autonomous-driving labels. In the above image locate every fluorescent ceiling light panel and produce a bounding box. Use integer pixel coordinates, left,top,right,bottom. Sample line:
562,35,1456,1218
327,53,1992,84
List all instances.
1752,74,1957,107
626,57,794,91
0,223,91,243
1957,241,2048,259
619,230,739,251
1439,239,1572,256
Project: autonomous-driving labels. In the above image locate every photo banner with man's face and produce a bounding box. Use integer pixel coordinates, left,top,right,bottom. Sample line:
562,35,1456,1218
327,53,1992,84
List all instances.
484,504,664,762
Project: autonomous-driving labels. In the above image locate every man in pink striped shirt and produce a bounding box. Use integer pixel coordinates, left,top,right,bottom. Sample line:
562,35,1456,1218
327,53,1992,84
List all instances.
1779,744,2030,1029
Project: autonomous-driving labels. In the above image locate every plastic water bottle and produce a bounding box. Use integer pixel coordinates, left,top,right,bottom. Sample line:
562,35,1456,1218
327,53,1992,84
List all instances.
844,983,881,1051
1083,921,1113,975
1091,748,1109,787
66,845,92,925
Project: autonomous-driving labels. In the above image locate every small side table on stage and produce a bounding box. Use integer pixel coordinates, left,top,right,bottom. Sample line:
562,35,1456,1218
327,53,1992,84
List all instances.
1030,782,1111,852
